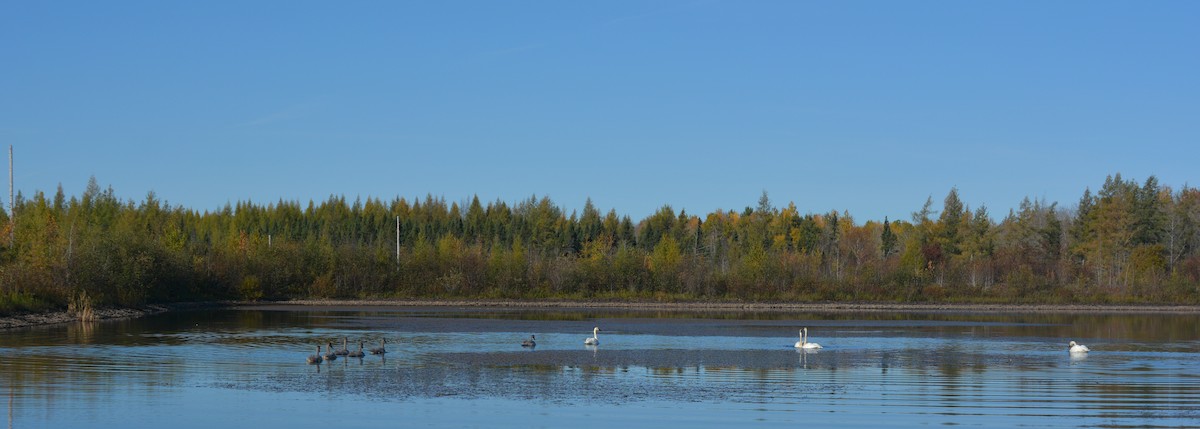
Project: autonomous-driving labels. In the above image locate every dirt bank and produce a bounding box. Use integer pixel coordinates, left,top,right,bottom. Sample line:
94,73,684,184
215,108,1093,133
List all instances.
0,304,177,330
0,301,226,330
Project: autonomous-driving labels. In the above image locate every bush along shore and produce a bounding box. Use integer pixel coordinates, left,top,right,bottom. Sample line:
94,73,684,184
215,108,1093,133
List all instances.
2,174,1200,319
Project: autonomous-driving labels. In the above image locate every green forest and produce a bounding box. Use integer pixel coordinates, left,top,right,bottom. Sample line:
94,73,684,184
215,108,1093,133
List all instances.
2,173,1199,314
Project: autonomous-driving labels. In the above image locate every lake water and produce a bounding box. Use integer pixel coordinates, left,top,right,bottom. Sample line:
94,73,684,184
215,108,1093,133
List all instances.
2,306,1198,428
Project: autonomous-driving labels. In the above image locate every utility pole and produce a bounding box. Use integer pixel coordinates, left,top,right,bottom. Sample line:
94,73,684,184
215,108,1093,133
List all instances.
395,216,400,264
7,145,12,246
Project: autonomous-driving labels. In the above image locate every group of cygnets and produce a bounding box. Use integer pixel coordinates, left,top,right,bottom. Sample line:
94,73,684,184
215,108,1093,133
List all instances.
307,326,1092,363
306,337,388,364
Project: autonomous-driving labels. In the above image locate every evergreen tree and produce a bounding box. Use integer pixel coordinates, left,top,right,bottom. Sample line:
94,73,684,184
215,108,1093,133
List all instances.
465,195,485,241
938,188,965,256
1070,189,1095,253
880,217,897,258
961,205,994,288
756,190,773,215
1133,176,1166,246
826,211,841,280
579,198,603,244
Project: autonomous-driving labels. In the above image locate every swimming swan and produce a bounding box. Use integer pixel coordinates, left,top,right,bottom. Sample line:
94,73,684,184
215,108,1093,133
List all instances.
522,335,536,347
799,327,822,349
334,337,350,356
369,339,387,355
307,345,322,364
323,342,339,361
348,341,365,358
584,327,599,346
1068,340,1090,353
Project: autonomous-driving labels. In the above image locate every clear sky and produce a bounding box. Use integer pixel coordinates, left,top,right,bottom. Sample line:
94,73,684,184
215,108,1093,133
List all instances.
3,1,1198,222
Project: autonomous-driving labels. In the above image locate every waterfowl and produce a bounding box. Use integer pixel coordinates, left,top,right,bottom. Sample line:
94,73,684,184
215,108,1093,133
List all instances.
521,335,536,347
799,327,822,349
1069,340,1090,353
348,341,366,358
584,327,599,346
334,337,350,356
369,339,387,355
307,345,322,364
323,342,338,361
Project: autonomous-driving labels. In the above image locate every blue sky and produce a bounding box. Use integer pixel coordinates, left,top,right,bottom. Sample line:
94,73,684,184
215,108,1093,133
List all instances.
3,1,1198,222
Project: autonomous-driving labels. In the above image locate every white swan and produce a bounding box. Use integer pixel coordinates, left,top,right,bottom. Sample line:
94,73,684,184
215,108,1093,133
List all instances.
584,327,599,345
800,327,822,349
794,329,806,348
1068,340,1089,353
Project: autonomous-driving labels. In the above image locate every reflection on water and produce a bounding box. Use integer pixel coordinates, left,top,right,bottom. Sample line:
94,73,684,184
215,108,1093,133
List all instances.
1,308,1198,428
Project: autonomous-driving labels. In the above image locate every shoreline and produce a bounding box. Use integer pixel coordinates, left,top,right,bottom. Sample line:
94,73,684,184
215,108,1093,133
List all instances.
0,302,221,331
261,299,1200,314
4,299,1196,330
0,305,169,330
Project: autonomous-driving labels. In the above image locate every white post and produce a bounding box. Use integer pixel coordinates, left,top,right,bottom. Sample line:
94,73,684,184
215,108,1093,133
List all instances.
7,145,12,245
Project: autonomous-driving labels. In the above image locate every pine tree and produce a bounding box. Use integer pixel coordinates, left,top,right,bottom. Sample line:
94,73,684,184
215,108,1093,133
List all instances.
938,188,965,256
880,217,897,258
1133,176,1166,246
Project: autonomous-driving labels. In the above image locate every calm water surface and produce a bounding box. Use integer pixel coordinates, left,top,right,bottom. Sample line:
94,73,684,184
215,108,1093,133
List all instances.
2,306,1199,428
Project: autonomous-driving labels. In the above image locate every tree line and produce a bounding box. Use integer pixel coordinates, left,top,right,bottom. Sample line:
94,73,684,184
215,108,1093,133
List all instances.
2,173,1198,313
